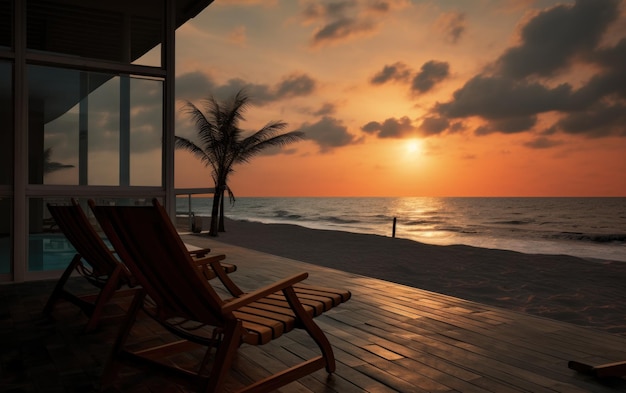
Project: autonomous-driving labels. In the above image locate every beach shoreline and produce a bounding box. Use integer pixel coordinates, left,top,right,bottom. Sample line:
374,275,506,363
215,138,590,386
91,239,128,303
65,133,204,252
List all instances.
180,216,626,336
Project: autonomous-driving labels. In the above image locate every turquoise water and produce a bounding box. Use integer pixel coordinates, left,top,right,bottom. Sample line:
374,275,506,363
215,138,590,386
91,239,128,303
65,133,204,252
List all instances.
178,197,626,262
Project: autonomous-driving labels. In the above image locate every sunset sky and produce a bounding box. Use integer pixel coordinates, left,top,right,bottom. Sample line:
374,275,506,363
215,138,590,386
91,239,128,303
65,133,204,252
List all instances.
173,0,626,197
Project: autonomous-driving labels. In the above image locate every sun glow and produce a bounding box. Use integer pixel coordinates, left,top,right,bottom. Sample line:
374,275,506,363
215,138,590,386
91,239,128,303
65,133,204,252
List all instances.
405,139,423,155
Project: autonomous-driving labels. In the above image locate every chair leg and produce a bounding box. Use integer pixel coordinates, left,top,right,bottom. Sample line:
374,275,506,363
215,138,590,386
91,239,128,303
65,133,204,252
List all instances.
283,286,336,373
204,318,243,393
101,289,145,388
84,265,124,332
43,254,82,316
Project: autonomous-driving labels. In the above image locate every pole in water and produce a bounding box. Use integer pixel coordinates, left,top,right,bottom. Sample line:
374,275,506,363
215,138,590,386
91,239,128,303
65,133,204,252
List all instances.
392,217,397,238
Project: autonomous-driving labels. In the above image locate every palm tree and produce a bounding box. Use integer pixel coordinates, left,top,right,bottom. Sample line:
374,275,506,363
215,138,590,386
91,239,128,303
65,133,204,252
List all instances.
43,147,74,174
176,89,305,236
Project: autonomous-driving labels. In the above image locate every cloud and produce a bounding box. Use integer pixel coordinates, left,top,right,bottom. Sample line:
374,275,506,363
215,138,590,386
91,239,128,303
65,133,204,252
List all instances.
370,62,411,84
524,137,564,149
311,17,376,47
472,115,538,135
412,60,450,94
300,116,359,152
301,0,405,48
435,75,572,119
435,11,467,44
497,0,620,78
426,0,626,142
176,71,217,100
370,60,449,95
556,103,626,137
361,116,414,138
275,73,317,98
312,102,337,116
419,117,449,136
176,71,317,105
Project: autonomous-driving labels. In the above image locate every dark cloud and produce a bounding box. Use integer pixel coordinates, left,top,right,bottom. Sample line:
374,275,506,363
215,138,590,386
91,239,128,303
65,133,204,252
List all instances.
419,117,449,136
300,116,359,152
312,102,337,116
368,1,390,13
370,62,411,84
176,71,317,106
371,60,449,95
412,60,450,93
556,103,626,137
360,116,414,138
361,121,381,133
435,11,467,44
524,137,564,149
497,0,619,78
436,75,572,119
176,71,216,100
490,116,538,135
312,17,376,46
275,73,317,98
427,0,626,142
302,0,402,48
572,38,626,105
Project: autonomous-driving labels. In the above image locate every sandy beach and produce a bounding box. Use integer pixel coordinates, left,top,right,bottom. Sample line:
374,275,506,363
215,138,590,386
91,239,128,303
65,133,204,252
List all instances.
184,217,626,336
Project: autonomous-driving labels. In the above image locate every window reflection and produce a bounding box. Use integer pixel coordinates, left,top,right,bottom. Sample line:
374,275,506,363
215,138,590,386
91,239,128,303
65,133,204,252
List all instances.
28,65,163,186
28,197,155,272
0,61,12,185
0,196,10,274
0,0,11,48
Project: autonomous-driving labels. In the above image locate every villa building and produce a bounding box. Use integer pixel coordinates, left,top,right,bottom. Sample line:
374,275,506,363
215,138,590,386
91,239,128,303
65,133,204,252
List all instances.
0,0,214,282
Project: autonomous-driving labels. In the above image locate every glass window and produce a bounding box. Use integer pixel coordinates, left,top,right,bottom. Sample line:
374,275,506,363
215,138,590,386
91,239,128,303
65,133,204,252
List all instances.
27,0,163,66
0,196,10,274
0,0,10,49
28,197,154,272
28,65,163,186
0,61,12,185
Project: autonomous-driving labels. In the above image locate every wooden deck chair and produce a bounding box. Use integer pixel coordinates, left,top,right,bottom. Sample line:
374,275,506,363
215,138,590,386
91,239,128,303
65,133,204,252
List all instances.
44,199,236,332
89,199,351,393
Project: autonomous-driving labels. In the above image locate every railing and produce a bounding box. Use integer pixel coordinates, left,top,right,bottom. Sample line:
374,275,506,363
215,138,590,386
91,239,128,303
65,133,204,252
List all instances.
175,188,215,232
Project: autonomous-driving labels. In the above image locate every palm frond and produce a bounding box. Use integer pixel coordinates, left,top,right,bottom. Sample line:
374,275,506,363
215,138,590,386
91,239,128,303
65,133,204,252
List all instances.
238,127,305,163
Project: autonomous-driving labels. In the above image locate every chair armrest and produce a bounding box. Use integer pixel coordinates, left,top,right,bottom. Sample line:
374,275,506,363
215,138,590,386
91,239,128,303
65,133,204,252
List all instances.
221,272,308,314
187,247,211,258
191,253,226,267
192,254,244,297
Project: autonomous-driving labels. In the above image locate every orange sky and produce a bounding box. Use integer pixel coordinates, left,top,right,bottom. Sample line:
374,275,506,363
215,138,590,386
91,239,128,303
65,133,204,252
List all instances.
173,0,626,197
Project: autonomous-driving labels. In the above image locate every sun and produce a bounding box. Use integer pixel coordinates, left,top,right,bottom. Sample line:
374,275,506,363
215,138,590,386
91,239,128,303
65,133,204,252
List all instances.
405,139,422,155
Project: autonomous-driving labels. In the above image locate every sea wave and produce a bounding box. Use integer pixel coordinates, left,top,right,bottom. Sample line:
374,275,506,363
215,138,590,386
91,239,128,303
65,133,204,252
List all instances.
550,232,626,243
179,196,626,261
489,219,536,225
323,216,361,224
404,219,446,226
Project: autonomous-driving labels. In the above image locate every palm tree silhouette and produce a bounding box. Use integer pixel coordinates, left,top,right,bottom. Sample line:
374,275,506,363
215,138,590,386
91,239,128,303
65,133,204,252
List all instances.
43,147,74,174
176,89,305,236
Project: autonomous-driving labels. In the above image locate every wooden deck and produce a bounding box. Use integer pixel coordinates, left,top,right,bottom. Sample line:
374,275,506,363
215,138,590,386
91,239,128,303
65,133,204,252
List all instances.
1,236,625,392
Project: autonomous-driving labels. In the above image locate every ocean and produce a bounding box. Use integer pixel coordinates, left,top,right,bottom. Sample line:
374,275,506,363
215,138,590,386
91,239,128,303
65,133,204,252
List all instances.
176,197,626,262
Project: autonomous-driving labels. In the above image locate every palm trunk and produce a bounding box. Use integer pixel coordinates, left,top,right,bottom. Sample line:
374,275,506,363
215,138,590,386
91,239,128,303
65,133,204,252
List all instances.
208,188,221,237
218,191,226,232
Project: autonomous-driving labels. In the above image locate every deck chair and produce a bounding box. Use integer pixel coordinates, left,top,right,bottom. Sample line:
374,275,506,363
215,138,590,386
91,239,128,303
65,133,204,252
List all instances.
44,199,236,332
89,199,351,393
